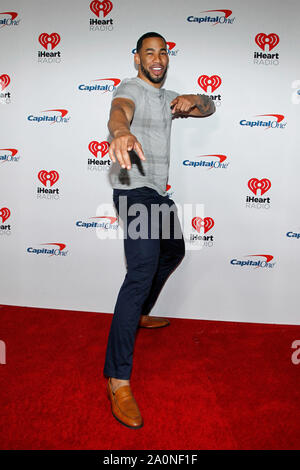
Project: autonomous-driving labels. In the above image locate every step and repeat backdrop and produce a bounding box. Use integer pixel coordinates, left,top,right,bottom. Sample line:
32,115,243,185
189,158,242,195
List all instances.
1,0,300,324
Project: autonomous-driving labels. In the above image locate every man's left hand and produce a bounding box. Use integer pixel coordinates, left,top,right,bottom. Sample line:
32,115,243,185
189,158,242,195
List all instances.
170,95,198,115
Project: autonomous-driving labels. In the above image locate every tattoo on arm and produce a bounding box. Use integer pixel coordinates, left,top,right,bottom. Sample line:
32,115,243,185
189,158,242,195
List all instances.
196,94,215,115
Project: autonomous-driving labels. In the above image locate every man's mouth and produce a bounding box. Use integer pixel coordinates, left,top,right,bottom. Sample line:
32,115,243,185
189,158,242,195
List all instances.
150,66,164,76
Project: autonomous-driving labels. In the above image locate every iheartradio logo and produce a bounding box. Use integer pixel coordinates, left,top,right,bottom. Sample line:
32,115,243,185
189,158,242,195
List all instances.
0,74,10,91
0,207,10,223
255,33,279,51
248,178,271,196
90,0,113,17
192,217,214,233
38,33,61,50
198,75,222,93
38,170,59,187
88,141,109,158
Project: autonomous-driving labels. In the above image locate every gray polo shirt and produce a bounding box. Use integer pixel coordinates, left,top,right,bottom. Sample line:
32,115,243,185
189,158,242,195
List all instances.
110,77,178,196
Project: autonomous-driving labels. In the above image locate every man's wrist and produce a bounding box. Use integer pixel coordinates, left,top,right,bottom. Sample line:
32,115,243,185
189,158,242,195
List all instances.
196,94,206,105
195,94,215,114
113,129,132,138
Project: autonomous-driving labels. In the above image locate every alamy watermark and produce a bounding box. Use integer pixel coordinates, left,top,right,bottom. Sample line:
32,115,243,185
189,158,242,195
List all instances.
95,198,205,251
0,339,6,364
291,340,300,365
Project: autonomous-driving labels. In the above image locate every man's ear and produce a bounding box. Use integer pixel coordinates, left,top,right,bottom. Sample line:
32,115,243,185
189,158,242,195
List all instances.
134,53,140,67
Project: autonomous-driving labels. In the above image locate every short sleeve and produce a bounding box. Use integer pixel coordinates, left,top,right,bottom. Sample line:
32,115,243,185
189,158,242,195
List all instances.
112,79,141,106
165,89,179,107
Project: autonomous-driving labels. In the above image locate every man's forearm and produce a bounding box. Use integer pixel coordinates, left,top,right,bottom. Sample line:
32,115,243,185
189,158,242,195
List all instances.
108,106,131,138
170,94,216,117
194,94,215,117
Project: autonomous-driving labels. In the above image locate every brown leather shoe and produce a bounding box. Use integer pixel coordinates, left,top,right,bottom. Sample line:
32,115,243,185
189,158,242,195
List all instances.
139,315,170,329
107,378,143,429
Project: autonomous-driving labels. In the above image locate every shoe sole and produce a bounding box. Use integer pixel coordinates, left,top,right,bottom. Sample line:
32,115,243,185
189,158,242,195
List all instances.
139,323,170,329
111,410,144,430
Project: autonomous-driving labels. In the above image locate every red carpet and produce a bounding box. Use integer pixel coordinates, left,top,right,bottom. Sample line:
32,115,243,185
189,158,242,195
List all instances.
0,304,300,450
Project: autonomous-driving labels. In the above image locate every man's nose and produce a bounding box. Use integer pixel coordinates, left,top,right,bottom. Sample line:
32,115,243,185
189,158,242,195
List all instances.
153,53,162,63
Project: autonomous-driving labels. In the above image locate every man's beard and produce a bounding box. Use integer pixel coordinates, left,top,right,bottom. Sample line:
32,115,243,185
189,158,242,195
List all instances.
140,62,168,84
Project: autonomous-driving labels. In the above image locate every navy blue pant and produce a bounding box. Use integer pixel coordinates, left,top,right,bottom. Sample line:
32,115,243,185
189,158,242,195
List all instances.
103,186,185,380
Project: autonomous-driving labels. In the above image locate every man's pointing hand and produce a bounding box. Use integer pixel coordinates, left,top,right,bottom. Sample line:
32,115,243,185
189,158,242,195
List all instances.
109,133,146,170
170,95,198,115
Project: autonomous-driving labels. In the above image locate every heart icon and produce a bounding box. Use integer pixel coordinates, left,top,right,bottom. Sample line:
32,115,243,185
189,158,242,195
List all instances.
38,33,61,50
88,141,110,158
38,170,59,187
192,217,214,233
255,33,279,51
0,74,10,91
90,0,113,18
248,178,271,196
0,207,11,223
198,75,222,93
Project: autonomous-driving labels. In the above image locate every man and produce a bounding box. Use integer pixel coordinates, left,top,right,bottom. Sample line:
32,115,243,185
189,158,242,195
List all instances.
104,32,215,429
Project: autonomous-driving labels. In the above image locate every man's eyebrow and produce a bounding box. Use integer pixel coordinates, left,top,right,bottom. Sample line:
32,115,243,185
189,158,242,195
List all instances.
145,47,167,51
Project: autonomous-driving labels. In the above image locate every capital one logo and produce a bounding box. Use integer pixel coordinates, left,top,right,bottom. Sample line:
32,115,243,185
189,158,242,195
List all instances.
38,33,61,50
183,154,228,170
202,9,232,18
192,217,214,233
93,78,120,89
89,141,109,158
27,242,68,257
0,207,10,223
132,42,178,55
76,215,118,231
0,148,19,164
166,42,176,51
198,75,222,93
240,114,286,129
0,74,10,91
42,242,66,254
80,78,120,93
28,109,70,124
0,11,19,28
248,178,271,196
187,10,235,25
92,216,118,224
90,0,113,17
38,170,59,187
42,109,68,121
255,33,279,51
231,254,275,269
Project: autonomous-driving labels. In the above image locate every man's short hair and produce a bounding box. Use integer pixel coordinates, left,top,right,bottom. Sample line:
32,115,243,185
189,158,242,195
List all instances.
136,32,167,53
